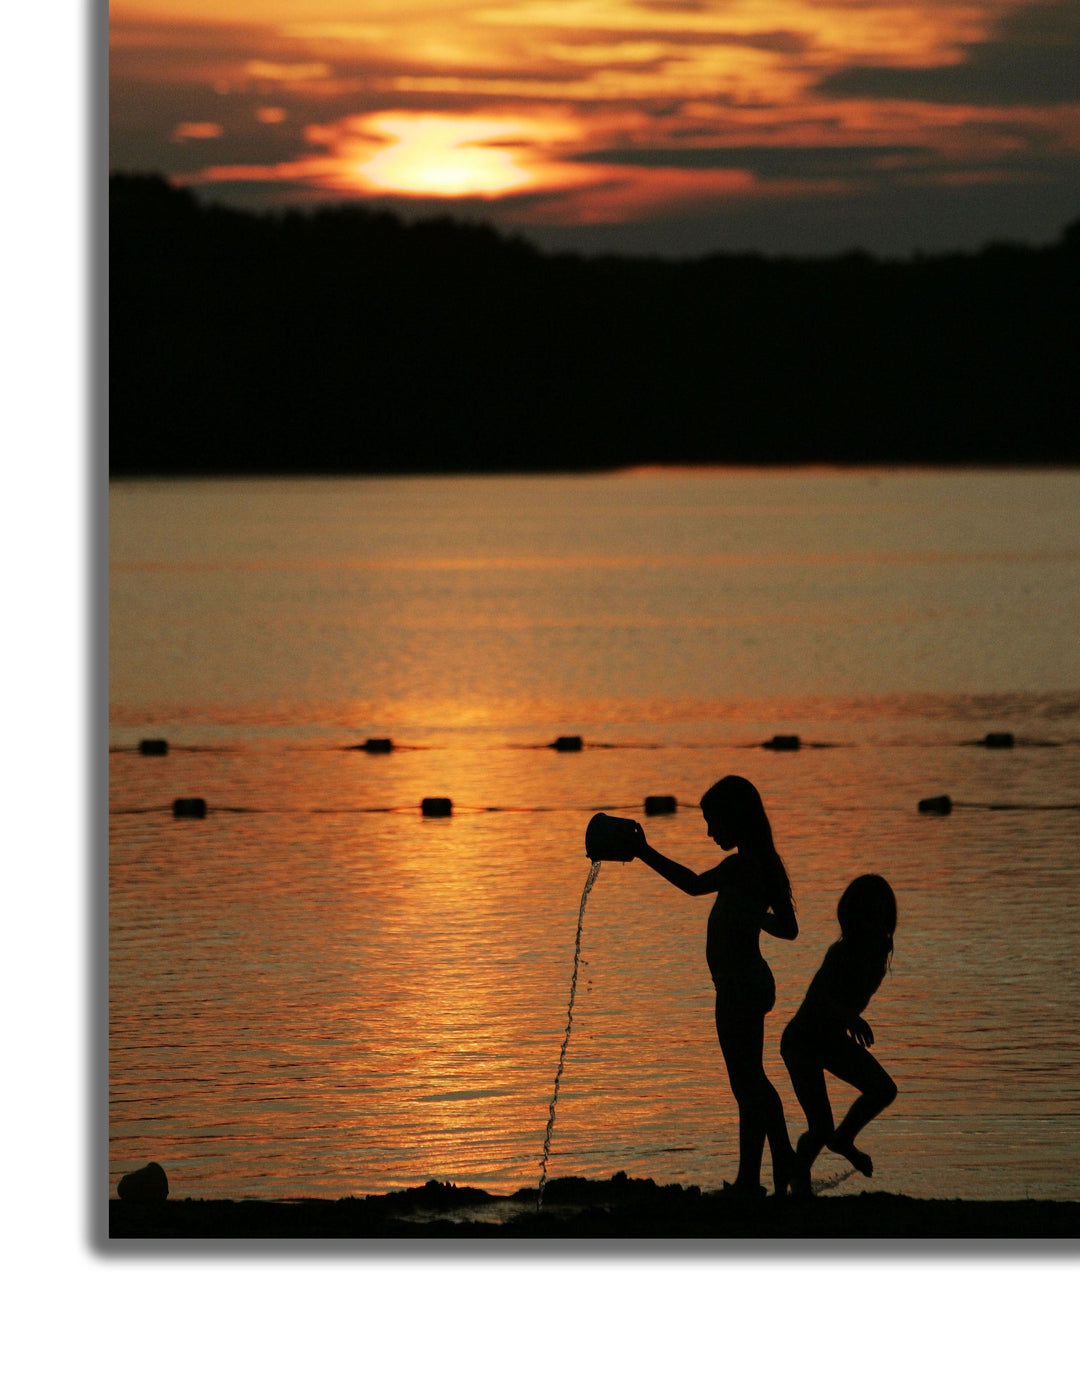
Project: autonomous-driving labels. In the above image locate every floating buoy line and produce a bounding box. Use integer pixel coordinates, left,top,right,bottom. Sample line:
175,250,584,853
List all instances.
112,734,1080,821
112,794,1080,820
111,799,687,818
112,731,1079,756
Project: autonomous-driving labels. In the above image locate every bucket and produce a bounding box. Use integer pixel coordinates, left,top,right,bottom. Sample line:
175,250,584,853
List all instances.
585,812,638,861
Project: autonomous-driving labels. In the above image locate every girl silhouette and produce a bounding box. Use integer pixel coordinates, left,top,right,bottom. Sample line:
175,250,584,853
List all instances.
781,873,898,1194
631,775,798,1198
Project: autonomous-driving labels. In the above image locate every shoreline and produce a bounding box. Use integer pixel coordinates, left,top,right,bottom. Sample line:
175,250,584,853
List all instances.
109,1172,1080,1241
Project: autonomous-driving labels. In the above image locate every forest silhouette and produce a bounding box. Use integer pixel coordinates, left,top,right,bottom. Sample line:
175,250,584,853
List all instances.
110,173,1080,475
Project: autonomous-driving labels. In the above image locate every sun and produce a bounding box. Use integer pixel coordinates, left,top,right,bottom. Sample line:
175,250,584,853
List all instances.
354,113,538,197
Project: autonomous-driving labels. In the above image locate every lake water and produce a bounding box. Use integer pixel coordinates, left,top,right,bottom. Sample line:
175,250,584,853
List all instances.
109,468,1080,1204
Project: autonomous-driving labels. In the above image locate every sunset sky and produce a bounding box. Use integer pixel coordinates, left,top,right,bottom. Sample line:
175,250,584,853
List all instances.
111,0,1080,255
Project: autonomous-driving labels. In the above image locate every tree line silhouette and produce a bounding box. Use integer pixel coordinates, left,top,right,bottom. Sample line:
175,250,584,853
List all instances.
110,173,1079,474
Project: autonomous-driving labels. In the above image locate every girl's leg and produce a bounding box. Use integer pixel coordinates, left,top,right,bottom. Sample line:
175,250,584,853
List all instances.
717,1007,795,1194
780,1022,834,1169
716,1009,764,1191
821,1038,897,1176
761,1059,796,1195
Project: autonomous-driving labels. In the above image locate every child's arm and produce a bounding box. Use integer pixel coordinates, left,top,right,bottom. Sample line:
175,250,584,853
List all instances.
806,948,875,1042
631,823,724,897
809,989,873,1043
760,896,798,942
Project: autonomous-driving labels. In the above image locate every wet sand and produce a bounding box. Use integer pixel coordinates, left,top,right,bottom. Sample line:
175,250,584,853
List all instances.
110,1172,1080,1240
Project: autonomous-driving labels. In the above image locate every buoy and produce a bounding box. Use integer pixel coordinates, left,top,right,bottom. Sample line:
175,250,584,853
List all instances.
139,739,168,756
552,736,583,752
585,812,638,861
982,732,1015,749
421,797,452,817
644,795,677,815
172,797,207,819
117,1161,169,1205
918,795,952,815
763,734,801,751
361,738,393,753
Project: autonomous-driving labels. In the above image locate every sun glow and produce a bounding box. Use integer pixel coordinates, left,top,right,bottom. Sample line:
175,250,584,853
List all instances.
350,113,544,197
293,109,602,200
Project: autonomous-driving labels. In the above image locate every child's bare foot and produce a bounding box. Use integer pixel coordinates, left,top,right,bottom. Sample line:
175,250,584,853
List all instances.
828,1136,873,1176
788,1133,817,1198
772,1148,799,1198
789,1155,812,1199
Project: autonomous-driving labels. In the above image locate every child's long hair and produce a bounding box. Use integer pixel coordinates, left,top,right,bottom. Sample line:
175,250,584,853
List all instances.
699,775,793,914
837,873,897,979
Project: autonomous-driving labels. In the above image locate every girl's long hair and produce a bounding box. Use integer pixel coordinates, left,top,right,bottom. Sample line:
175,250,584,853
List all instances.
837,873,897,977
699,775,793,914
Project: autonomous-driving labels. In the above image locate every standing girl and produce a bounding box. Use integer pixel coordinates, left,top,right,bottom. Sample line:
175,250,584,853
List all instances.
781,873,898,1193
631,775,798,1198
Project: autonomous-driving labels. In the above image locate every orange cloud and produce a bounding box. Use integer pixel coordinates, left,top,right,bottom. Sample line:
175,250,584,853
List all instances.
245,59,330,83
172,121,224,140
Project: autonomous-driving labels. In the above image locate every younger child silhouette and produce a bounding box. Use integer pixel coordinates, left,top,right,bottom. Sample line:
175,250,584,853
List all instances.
781,874,898,1194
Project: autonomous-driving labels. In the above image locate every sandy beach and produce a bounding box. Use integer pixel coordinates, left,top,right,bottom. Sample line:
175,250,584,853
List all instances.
109,1172,1080,1241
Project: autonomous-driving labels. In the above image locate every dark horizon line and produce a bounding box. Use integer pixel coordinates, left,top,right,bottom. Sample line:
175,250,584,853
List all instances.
111,170,1080,270
108,458,1080,481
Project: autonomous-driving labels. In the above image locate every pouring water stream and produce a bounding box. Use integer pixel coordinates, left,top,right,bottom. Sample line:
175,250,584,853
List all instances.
537,858,601,1210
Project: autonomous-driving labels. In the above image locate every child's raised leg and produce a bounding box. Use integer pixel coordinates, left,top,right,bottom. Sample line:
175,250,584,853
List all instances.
822,1039,897,1177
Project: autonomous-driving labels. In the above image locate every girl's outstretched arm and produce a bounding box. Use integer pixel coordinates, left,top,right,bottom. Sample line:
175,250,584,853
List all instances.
631,824,724,896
